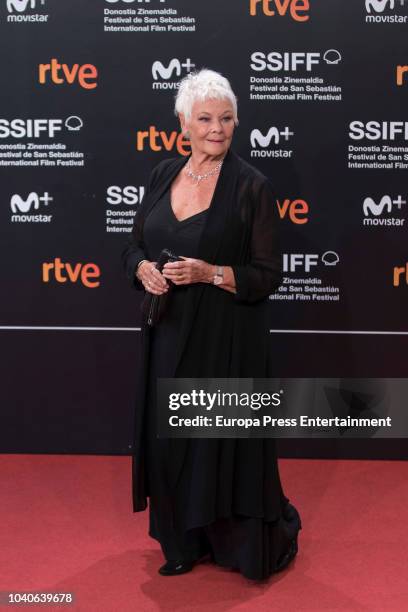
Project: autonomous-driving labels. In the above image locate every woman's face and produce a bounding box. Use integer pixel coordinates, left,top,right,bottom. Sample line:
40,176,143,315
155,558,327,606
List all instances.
181,98,236,158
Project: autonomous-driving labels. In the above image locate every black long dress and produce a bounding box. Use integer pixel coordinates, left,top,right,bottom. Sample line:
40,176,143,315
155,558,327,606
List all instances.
141,185,302,579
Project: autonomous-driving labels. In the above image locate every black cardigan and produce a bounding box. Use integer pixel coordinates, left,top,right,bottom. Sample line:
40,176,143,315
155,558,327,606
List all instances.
122,147,287,525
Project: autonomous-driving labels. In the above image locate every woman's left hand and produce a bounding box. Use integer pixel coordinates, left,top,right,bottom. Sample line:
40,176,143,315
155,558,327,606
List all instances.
162,257,212,285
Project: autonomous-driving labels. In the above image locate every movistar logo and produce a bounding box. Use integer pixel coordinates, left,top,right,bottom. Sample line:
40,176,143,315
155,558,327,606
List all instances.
363,195,406,216
366,0,394,13
251,128,280,147
10,191,52,213
363,196,392,216
152,58,195,80
7,0,44,12
250,127,294,147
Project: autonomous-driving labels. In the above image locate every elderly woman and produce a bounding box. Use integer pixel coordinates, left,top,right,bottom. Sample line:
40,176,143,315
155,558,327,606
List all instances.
122,69,301,580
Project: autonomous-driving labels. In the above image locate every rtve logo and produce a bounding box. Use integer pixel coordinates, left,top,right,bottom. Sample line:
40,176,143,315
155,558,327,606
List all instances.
349,121,408,141
42,258,101,288
397,65,408,85
136,127,191,156
393,263,408,286
277,199,309,224
249,0,310,21
11,191,52,213
283,252,339,273
106,186,145,205
38,59,98,90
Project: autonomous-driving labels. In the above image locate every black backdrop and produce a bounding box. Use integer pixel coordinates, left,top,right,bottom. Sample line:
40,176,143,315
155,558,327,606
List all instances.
1,0,407,458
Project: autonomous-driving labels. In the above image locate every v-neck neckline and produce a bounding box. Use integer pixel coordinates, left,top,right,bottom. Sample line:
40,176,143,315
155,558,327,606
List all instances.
168,190,210,224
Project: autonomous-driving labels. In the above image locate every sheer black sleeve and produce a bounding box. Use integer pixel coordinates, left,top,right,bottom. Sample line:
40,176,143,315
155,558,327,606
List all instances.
121,161,164,291
231,177,282,303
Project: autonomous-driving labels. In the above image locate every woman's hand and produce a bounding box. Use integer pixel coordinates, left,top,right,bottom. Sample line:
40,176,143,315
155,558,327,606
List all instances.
136,260,169,295
162,257,213,285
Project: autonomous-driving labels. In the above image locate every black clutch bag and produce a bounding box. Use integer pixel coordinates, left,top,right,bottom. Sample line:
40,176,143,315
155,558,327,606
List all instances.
140,248,182,327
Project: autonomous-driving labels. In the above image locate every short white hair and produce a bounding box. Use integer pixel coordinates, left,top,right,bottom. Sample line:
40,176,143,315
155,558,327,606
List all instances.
174,69,238,125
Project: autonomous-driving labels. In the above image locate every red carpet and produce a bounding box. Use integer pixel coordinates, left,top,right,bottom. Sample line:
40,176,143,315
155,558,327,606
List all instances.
1,455,407,611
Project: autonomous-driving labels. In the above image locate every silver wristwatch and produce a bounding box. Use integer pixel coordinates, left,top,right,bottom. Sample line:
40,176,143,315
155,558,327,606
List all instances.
213,265,224,285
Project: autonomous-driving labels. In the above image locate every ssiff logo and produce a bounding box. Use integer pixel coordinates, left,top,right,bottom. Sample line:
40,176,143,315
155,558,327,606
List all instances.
283,252,339,272
136,127,190,155
251,51,323,72
249,0,310,21
106,186,145,205
38,59,98,90
152,58,195,89
250,126,294,158
349,121,408,141
42,258,100,288
106,186,145,233
0,117,83,139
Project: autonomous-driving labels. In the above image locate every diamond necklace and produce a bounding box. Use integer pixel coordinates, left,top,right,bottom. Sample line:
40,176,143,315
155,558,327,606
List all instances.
185,156,224,184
